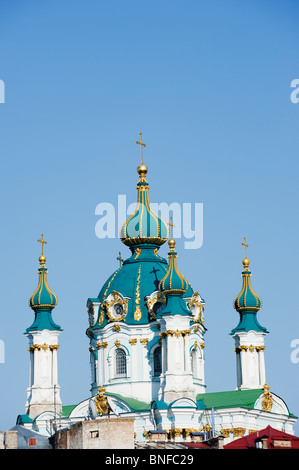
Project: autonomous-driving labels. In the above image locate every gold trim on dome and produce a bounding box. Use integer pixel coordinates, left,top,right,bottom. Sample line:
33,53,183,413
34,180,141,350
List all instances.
134,265,142,321
134,248,142,259
122,236,168,247
98,269,120,326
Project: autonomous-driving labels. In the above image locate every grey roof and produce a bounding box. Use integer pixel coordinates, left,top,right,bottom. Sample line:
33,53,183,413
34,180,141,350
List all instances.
9,425,52,449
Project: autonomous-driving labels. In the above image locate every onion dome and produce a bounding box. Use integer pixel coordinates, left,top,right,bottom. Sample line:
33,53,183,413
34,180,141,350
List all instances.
26,235,61,333
159,233,189,296
231,238,267,335
120,133,168,247
157,231,192,318
29,255,58,311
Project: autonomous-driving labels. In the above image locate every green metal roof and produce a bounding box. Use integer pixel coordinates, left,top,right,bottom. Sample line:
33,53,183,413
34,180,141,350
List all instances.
105,391,151,411
61,404,77,417
196,389,264,410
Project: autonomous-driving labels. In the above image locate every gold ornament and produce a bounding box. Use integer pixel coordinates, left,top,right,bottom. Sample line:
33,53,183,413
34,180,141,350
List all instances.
262,384,273,412
94,386,109,415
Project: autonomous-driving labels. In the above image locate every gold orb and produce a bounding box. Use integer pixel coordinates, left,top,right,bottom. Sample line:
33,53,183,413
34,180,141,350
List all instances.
168,238,176,248
137,164,148,176
39,254,46,265
242,257,250,267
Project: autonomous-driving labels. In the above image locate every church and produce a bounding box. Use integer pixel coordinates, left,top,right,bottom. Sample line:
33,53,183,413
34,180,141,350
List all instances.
16,134,297,447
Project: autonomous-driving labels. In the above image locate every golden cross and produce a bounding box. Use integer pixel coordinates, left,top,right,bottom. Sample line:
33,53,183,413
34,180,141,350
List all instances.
116,251,124,268
136,132,146,165
241,236,248,258
168,216,175,239
37,233,47,255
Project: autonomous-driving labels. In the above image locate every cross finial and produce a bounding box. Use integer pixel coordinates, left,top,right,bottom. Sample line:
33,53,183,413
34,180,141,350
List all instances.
241,236,249,258
116,251,124,268
168,216,175,239
37,233,47,256
136,132,146,165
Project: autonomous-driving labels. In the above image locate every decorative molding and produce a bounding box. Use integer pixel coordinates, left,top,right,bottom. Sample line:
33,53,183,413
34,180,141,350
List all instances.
115,340,121,348
140,338,149,346
146,291,166,320
113,324,121,332
188,291,205,325
221,429,231,438
105,291,129,323
159,329,191,338
232,427,246,437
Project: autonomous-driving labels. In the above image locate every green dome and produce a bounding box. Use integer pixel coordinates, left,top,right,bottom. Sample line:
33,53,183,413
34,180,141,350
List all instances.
120,165,168,247
231,257,267,335
87,244,195,331
233,260,262,313
29,257,58,310
159,239,189,295
27,254,61,333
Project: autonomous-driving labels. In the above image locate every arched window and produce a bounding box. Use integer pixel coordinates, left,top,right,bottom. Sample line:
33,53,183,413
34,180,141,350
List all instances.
153,346,162,376
115,348,127,377
191,349,198,378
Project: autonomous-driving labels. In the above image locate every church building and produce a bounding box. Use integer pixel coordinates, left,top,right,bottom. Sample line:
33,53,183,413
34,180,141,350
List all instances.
16,135,297,446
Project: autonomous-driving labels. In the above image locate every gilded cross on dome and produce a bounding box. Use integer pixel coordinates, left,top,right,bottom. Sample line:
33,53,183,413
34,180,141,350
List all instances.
136,132,146,165
241,236,248,258
168,216,175,239
37,233,47,255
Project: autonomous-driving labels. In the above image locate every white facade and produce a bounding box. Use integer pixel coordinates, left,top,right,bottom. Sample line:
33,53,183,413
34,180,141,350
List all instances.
25,329,62,419
232,330,267,390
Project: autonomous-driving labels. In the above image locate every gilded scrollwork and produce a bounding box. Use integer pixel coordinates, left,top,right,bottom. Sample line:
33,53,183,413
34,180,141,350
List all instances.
187,291,205,325
104,290,129,323
146,291,166,319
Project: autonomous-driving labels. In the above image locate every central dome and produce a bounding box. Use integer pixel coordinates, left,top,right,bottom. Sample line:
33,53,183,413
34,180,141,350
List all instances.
120,164,168,247
87,245,195,330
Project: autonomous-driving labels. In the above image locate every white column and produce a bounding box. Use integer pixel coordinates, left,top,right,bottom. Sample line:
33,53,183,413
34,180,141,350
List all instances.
129,339,138,381
184,334,191,373
240,347,248,388
103,342,109,384
258,347,266,386
141,339,150,381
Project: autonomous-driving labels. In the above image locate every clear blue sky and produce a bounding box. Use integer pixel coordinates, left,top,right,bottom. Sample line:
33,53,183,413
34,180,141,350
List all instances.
0,0,299,433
